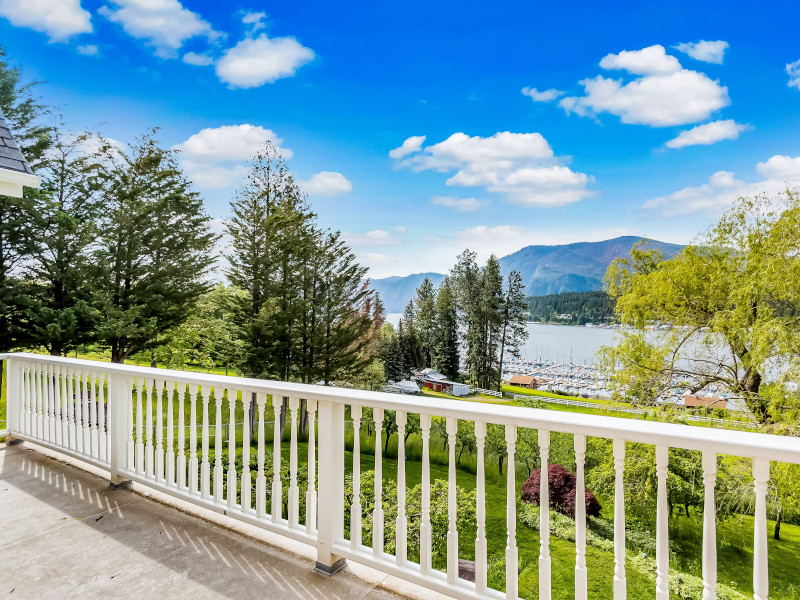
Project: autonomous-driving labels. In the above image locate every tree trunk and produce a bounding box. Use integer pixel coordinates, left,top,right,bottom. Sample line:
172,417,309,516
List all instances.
384,431,391,455
111,347,126,363
279,397,288,439
498,455,504,477
774,507,783,541
248,394,256,440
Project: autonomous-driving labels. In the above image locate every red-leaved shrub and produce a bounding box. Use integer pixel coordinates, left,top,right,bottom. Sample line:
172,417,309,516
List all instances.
521,464,601,518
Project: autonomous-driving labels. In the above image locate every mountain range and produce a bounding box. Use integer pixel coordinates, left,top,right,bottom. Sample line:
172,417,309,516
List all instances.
370,236,685,313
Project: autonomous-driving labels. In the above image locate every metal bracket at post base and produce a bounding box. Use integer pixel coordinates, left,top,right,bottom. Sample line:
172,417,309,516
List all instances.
314,558,346,576
108,479,133,490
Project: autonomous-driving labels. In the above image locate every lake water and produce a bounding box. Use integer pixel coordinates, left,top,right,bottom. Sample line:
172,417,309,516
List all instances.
386,314,617,365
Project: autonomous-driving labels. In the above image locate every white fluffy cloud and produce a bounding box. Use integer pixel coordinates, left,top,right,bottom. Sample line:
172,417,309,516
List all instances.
392,131,591,206
756,155,800,180
674,40,729,64
521,87,564,102
0,0,91,41
300,171,352,196
182,51,213,66
559,45,730,127
431,196,485,211
215,34,314,88
599,44,682,75
173,124,290,189
100,0,220,58
644,155,800,217
388,135,425,159
344,229,405,247
787,60,800,90
665,119,749,149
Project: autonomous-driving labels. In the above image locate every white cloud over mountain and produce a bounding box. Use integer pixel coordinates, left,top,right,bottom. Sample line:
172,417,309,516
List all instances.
558,45,730,127
100,0,221,58
0,0,91,41
673,40,729,64
644,154,800,217
391,131,592,206
665,119,749,149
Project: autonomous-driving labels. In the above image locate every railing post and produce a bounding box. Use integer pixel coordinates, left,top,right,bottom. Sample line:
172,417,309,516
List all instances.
5,357,20,440
109,372,132,489
315,399,345,575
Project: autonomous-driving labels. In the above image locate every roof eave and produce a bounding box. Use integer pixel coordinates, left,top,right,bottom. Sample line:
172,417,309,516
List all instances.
0,168,39,198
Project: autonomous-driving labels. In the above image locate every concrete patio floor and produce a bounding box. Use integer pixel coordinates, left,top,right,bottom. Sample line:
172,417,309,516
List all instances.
0,442,447,600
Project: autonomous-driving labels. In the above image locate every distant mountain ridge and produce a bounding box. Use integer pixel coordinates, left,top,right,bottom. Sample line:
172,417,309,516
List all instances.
370,236,684,313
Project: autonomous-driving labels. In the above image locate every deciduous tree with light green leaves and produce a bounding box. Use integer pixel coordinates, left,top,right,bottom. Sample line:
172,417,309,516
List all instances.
600,190,800,423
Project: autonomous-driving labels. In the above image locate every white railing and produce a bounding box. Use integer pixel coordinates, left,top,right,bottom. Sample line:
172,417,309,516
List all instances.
2,352,799,600
473,388,503,398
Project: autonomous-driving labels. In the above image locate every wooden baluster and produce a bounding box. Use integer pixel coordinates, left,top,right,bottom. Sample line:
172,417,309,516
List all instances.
188,384,199,494
89,373,99,456
81,370,90,453
200,386,211,497
165,381,175,486
539,429,551,600
227,387,238,508
271,395,282,521
53,366,62,446
446,417,458,583
475,421,488,594
213,386,224,502
241,392,252,512
505,424,518,600
155,379,165,481
145,379,154,477
43,365,51,442
177,383,186,489
702,451,717,600
288,397,300,528
420,414,432,574
256,393,267,517
68,371,77,450
613,439,627,600
125,377,134,470
373,407,384,557
35,366,43,439
351,405,363,549
22,365,30,436
98,373,107,462
753,458,770,600
396,410,407,565
135,377,144,473
575,434,588,600
306,399,317,534
655,445,669,600
60,368,69,447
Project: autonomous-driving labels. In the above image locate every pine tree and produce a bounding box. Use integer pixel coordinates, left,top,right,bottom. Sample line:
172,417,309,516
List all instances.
496,269,529,389
479,255,504,388
413,277,436,367
94,130,216,363
399,300,424,374
25,131,108,355
0,46,53,352
432,277,459,379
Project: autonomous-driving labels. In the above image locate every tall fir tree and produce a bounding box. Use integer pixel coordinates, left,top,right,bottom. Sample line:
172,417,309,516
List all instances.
413,277,436,367
0,46,53,352
94,130,216,362
432,276,459,379
496,269,529,389
25,131,107,355
399,300,424,374
479,255,504,388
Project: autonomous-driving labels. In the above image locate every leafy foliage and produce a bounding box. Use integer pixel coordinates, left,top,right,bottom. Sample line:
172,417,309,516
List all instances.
521,463,602,518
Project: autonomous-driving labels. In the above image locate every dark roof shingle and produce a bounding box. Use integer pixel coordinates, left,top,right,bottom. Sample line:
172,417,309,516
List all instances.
0,111,34,176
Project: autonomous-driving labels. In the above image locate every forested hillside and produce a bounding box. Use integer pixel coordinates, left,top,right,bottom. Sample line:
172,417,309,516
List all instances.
525,290,614,324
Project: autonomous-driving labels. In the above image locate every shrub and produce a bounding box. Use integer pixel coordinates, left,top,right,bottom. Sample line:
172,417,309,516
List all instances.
520,463,601,518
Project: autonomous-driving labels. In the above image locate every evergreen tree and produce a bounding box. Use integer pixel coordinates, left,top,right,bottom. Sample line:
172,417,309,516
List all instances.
93,130,216,363
382,323,405,382
450,250,482,384
479,255,504,388
413,277,436,367
0,46,53,352
399,300,424,374
432,277,459,379
25,131,107,355
496,269,529,389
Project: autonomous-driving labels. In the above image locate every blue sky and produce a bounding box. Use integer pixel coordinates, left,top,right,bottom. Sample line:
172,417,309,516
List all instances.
2,0,800,277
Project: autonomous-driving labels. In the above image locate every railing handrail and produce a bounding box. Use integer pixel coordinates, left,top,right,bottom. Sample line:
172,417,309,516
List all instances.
4,351,800,464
